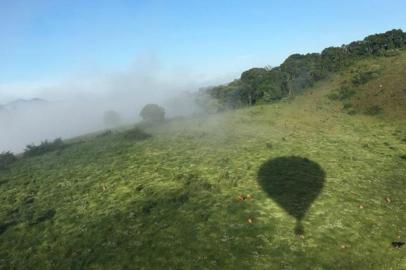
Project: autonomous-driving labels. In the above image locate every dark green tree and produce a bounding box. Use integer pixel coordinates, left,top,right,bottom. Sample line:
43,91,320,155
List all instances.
321,47,350,71
140,104,165,122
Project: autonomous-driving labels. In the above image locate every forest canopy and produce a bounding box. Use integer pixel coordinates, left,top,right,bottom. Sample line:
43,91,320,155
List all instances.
202,29,406,110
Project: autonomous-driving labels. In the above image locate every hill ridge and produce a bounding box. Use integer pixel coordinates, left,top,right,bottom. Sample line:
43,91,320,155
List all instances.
200,29,406,111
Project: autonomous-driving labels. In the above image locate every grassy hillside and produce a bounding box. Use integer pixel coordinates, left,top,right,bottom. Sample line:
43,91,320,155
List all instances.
333,50,406,119
1,54,406,269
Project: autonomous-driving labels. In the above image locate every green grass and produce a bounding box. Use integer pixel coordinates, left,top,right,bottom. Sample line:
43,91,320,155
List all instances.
1,57,406,269
332,50,406,118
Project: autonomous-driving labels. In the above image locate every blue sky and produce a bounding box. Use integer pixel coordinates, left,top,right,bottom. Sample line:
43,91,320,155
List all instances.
0,0,405,100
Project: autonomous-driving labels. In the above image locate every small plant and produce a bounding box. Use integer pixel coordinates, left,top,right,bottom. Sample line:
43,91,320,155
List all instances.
123,127,151,141
24,138,66,157
0,152,17,170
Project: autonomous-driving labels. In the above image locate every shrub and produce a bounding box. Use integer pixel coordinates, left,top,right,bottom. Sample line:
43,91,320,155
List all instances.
338,86,356,100
24,138,66,157
342,103,352,110
342,104,357,115
352,68,380,86
123,127,151,141
139,104,165,122
0,152,17,170
328,85,356,101
365,105,383,115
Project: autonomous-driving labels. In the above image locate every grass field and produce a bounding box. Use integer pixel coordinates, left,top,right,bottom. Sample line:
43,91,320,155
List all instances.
1,54,406,269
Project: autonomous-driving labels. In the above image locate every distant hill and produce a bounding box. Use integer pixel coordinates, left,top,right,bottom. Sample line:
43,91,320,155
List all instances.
2,98,48,111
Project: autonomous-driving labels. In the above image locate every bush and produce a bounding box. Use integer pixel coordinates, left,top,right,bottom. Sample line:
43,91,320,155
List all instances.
24,138,66,157
342,103,352,110
123,127,151,141
365,105,382,115
342,103,357,115
328,85,356,101
338,86,356,100
139,104,165,122
352,68,380,86
0,152,17,170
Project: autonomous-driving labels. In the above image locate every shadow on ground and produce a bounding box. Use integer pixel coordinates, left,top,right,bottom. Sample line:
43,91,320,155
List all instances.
257,156,325,234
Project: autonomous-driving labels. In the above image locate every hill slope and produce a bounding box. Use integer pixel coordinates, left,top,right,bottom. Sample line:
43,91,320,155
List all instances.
1,55,406,269
202,29,406,111
334,51,406,119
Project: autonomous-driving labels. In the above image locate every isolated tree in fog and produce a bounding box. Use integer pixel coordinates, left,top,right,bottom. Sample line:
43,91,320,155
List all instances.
103,110,121,128
140,104,165,122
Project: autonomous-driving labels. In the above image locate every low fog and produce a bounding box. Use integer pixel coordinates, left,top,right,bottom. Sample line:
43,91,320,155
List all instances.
0,55,233,153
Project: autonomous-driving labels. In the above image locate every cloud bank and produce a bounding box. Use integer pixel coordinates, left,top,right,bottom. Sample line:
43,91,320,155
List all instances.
0,54,236,153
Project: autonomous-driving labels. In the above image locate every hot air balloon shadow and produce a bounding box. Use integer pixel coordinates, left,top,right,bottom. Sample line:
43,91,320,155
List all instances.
257,156,325,234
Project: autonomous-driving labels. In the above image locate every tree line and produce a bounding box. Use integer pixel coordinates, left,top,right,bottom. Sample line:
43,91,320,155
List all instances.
201,29,406,110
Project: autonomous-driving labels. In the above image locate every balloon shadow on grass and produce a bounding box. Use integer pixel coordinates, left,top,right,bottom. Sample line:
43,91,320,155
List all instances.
257,156,325,235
